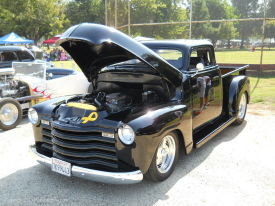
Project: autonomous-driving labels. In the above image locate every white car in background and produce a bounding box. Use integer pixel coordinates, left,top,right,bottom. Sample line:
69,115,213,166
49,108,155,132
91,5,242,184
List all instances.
0,62,89,130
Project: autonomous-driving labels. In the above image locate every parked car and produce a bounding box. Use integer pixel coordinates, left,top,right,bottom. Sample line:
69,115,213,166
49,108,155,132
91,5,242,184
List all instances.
0,62,89,130
28,23,250,184
0,46,54,69
254,42,269,47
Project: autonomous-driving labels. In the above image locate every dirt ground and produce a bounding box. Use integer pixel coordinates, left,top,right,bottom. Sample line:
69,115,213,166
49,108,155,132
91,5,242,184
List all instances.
247,103,275,116
0,103,274,206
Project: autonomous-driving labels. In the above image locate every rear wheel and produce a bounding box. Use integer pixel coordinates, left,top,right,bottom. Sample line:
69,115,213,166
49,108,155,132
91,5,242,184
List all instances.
233,92,247,125
145,132,179,182
0,98,22,130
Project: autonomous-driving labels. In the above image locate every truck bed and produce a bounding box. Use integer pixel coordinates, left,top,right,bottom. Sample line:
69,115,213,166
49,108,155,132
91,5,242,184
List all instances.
220,65,249,77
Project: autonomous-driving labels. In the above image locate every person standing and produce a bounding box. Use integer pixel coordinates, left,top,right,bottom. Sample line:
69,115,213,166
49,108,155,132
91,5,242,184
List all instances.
50,49,55,61
196,76,206,114
43,50,48,60
203,76,211,109
55,49,60,61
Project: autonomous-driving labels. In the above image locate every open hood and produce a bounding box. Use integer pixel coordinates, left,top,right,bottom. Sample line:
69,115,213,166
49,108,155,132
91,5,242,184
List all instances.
56,23,182,87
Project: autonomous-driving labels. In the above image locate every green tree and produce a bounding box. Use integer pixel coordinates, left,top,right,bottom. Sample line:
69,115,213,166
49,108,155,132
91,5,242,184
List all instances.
188,0,212,39
186,0,238,46
0,7,14,36
106,0,128,28
265,21,275,40
154,0,188,39
261,0,275,42
64,0,105,26
217,2,239,48
115,0,188,39
128,0,159,37
204,0,227,46
0,0,68,44
231,0,259,48
218,22,238,48
266,0,275,18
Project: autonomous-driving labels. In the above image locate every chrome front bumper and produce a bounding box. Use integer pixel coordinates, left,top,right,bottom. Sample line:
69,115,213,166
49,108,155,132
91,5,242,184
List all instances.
29,144,143,184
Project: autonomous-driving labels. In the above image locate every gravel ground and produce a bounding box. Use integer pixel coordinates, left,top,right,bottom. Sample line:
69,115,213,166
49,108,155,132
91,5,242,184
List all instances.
0,104,275,206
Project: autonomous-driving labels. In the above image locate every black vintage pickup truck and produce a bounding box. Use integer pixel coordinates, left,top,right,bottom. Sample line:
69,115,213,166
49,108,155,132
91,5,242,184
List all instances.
28,23,250,184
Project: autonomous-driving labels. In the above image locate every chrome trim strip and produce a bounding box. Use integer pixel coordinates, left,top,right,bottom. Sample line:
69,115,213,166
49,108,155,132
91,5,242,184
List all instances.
29,144,143,184
195,116,236,148
221,64,249,78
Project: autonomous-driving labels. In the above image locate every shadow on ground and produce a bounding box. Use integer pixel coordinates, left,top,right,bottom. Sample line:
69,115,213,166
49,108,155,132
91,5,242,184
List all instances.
0,116,30,133
0,122,247,206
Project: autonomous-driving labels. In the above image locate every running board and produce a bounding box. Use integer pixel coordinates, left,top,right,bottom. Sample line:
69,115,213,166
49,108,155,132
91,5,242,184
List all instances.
195,116,236,148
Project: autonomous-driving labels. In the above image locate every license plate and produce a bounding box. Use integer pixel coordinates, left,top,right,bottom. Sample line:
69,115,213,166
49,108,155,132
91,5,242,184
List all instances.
51,158,71,177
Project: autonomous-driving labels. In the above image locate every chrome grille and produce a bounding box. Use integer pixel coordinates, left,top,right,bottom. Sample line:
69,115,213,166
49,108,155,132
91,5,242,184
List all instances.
41,123,53,152
40,120,118,171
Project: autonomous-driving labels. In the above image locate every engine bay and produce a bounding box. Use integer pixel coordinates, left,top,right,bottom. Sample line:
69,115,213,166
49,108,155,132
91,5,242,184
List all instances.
61,70,172,117
69,90,162,115
0,69,30,98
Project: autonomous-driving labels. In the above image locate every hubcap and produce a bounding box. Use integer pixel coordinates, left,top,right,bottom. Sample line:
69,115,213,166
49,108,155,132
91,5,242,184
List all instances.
0,103,19,126
156,135,176,174
238,94,247,119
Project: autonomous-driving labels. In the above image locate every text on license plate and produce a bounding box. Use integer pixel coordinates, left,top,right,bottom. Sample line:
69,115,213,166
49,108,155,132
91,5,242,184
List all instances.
51,158,71,177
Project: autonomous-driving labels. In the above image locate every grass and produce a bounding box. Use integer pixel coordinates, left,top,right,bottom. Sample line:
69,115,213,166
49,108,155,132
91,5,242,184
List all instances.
215,48,275,64
45,46,275,69
249,76,275,106
52,49,274,69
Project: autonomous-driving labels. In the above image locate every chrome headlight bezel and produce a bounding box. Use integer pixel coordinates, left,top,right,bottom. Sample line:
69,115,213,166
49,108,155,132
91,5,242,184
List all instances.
118,124,135,145
28,108,39,125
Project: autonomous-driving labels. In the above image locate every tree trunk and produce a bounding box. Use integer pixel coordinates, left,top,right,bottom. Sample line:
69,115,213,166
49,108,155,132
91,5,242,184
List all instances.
227,39,230,49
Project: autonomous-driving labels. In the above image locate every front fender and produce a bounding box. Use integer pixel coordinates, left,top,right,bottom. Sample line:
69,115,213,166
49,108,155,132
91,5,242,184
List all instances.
32,95,77,115
31,95,78,142
116,104,190,174
223,75,250,116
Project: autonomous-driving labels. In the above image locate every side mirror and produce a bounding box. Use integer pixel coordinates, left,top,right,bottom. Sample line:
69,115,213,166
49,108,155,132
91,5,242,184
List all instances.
196,63,204,71
191,63,204,78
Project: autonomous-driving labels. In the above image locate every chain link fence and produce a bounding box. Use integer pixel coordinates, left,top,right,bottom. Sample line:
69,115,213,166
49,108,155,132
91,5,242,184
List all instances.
118,18,275,76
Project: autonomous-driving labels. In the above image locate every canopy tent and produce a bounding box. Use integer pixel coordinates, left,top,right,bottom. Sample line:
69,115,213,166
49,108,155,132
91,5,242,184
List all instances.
42,34,62,44
0,32,34,44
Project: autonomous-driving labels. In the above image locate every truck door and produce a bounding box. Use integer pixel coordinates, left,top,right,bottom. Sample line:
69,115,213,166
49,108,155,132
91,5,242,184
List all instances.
188,47,222,129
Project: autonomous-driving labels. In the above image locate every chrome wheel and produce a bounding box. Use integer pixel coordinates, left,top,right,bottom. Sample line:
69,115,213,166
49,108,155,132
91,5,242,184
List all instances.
0,98,22,130
0,103,19,126
233,92,247,125
145,132,179,182
238,93,247,119
156,134,176,174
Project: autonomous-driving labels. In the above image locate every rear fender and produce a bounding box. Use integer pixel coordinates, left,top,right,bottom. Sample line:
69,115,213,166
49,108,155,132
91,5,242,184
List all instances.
224,76,250,116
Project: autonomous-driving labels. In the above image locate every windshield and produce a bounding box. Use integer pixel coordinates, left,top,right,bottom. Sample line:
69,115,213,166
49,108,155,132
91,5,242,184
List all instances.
12,62,46,80
0,51,19,62
150,49,183,69
18,50,35,61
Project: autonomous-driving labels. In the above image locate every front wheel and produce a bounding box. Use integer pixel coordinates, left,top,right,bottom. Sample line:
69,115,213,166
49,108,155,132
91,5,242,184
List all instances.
233,92,247,125
0,98,22,130
145,132,179,182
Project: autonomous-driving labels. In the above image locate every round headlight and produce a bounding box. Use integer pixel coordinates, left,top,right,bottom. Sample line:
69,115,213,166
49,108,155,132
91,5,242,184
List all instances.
28,108,39,124
118,124,135,145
